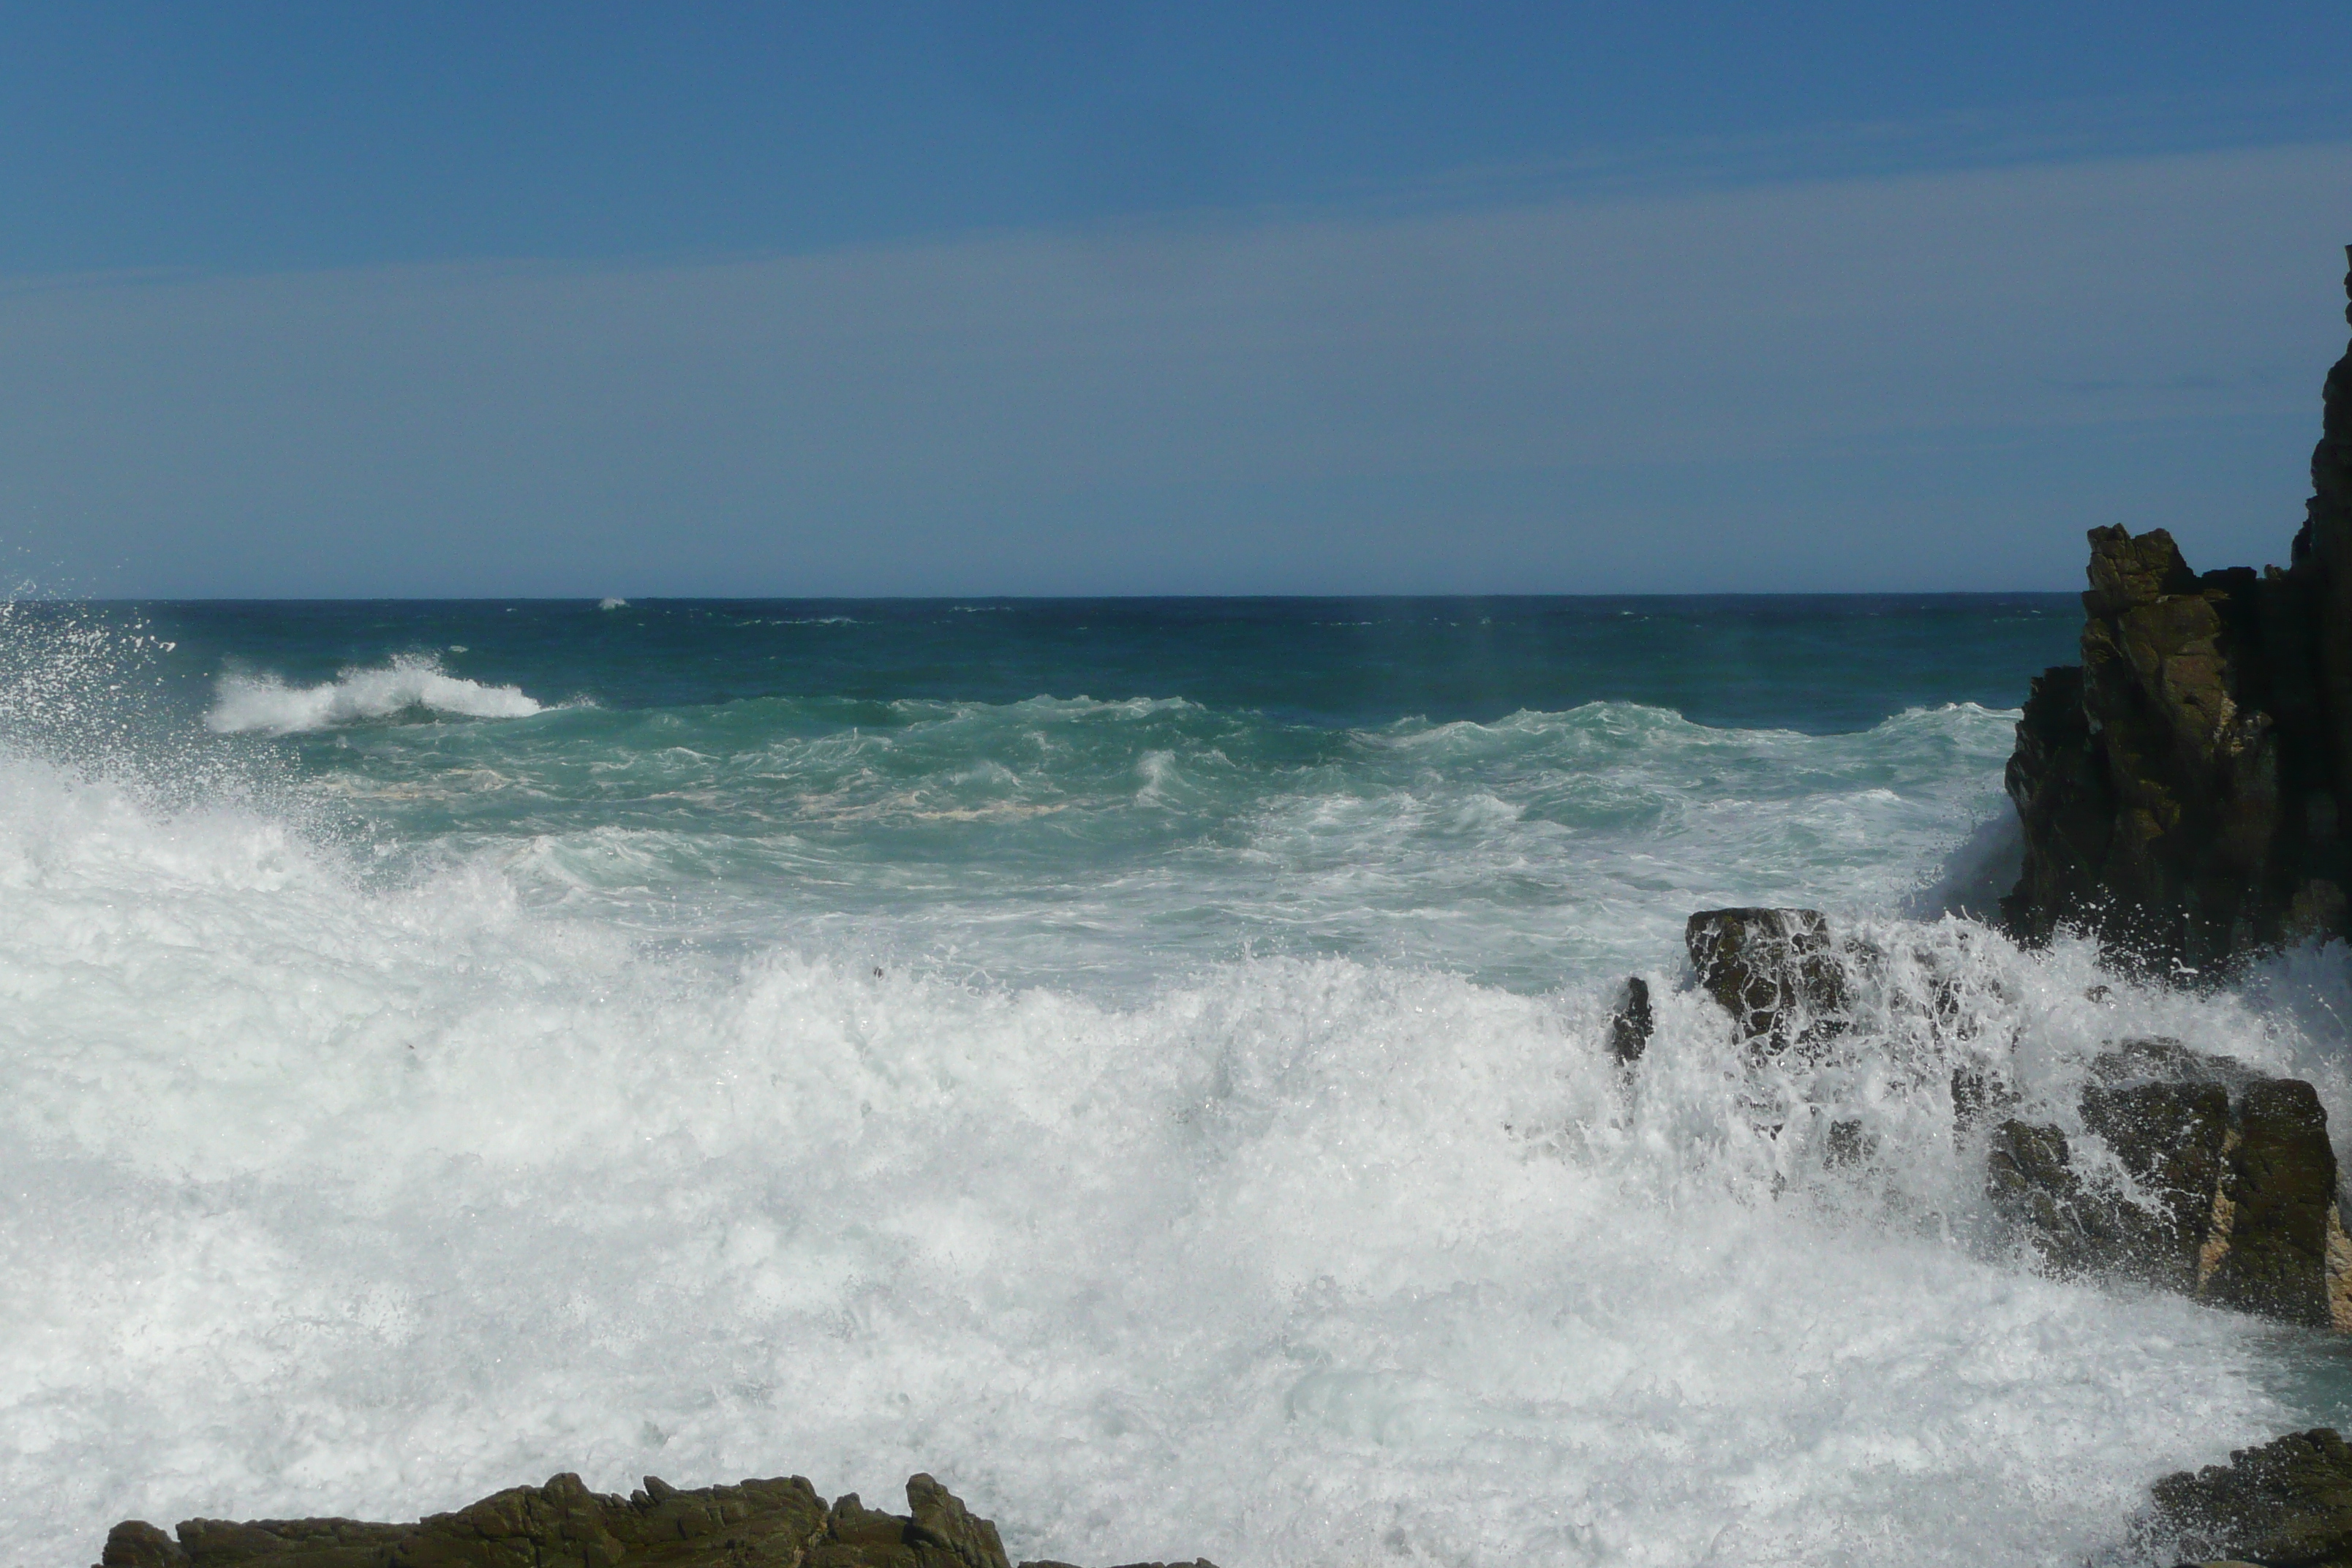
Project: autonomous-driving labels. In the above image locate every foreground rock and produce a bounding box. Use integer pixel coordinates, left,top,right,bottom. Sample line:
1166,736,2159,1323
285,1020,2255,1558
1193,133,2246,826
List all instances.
1606,974,1654,1063
96,1471,1214,1568
2002,246,2352,974
1684,907,1847,1055
1985,1039,2352,1330
2144,1427,2352,1566
1652,906,2351,1330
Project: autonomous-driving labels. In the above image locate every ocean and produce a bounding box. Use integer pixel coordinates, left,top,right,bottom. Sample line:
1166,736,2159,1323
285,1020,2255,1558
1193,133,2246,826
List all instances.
6,595,2351,1566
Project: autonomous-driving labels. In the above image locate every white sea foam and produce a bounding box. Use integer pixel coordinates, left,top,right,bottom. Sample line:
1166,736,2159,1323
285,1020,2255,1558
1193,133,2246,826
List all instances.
600,598,628,610
0,736,2341,1566
2,618,2338,1564
206,655,545,734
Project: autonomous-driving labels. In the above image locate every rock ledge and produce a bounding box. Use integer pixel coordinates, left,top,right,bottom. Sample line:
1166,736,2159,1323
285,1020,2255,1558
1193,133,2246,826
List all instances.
95,1470,1215,1568
2146,1427,2352,1567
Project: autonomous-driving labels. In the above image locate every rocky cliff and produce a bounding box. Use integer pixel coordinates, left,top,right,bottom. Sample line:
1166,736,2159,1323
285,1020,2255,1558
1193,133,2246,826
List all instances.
2002,246,2352,974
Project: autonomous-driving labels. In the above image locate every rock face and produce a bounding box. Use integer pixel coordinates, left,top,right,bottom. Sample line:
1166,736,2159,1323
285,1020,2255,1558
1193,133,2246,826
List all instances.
1984,1039,2352,1329
2002,246,2352,973
2146,1427,2352,1567
1606,975,1654,1064
94,1471,1210,1568
1684,908,1847,1055
1663,905,2350,1330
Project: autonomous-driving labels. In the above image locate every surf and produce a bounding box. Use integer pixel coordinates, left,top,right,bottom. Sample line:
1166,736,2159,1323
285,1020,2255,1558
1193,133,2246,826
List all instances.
4,598,2340,1566
206,652,545,734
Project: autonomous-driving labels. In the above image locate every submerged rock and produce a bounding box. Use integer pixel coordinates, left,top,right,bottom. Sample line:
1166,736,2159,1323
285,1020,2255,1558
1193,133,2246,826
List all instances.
2145,1427,2352,1567
1684,908,1847,1055
94,1471,1199,1568
1984,1039,2351,1329
2002,246,2352,973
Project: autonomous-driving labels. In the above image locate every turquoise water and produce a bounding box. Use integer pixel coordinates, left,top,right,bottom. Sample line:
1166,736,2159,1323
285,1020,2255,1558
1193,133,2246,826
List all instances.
157,596,2076,732
157,595,2071,989
7,595,2352,1567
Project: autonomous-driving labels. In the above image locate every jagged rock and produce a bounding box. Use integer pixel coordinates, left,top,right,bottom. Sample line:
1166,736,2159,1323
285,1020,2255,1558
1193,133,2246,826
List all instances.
2003,526,2299,971
1983,1039,2350,1327
91,1471,1179,1568
1950,1065,2021,1144
1606,975,1653,1064
2078,1076,2233,1294
1685,908,1846,1055
2214,1077,2342,1327
2003,247,2352,973
91,1523,183,1568
2144,1427,2352,1566
1986,1117,2097,1257
903,1474,1010,1568
1984,1088,2231,1295
2303,248,2352,819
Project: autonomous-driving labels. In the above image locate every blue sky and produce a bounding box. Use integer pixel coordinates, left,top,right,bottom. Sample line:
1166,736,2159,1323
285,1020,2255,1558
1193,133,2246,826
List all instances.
4,3,2351,595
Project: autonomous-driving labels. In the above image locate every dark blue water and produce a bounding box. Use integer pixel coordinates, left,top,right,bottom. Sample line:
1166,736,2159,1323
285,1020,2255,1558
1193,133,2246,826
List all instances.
131,593,2081,732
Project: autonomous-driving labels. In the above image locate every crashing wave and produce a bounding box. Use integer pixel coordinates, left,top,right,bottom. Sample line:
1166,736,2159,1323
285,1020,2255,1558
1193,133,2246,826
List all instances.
8,607,2349,1565
1,739,2339,1562
205,654,545,734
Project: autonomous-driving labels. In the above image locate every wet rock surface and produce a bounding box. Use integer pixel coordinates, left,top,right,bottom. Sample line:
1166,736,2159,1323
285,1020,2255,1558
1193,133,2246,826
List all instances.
95,1472,1207,1568
2002,248,2352,974
1606,973,1654,1063
2144,1427,2352,1567
1984,1039,2350,1330
1684,907,1847,1055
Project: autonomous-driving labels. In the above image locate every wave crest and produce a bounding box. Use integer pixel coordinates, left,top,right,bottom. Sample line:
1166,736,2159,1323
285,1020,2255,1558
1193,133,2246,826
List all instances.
206,655,544,735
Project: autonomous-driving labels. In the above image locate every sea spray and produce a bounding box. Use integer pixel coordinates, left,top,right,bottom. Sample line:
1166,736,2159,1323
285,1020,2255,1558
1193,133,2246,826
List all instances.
4,598,2345,1566
0,768,2337,1563
207,652,545,734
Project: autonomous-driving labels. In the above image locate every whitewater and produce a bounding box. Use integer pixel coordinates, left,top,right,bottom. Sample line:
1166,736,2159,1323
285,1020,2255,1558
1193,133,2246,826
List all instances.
5,596,2351,1567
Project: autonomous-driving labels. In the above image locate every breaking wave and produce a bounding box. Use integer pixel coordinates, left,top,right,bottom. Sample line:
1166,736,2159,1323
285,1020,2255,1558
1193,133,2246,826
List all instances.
4,605,2349,1566
206,654,546,734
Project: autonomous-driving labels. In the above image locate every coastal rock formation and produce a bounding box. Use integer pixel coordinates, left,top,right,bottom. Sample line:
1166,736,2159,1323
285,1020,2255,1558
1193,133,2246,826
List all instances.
1984,1039,2352,1329
1606,974,1654,1064
2002,246,2352,973
94,1471,1208,1568
2144,1427,2352,1567
1661,908,2349,1330
1684,908,1847,1054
